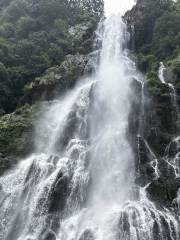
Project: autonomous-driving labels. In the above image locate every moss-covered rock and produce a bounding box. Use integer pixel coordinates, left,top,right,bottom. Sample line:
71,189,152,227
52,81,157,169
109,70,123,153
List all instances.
0,103,42,175
142,79,174,156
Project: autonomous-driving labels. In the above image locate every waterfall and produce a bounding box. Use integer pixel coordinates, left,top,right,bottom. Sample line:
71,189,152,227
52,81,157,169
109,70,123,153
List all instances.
158,62,166,84
0,14,180,240
158,62,178,113
158,62,180,129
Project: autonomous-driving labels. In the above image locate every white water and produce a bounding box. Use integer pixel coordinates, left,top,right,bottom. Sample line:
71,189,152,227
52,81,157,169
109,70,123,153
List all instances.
158,62,180,128
158,62,166,84
158,62,177,110
0,14,180,240
58,15,135,239
104,0,135,15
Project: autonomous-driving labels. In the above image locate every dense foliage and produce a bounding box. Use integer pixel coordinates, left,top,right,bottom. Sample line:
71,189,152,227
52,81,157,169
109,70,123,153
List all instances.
126,0,180,78
0,0,103,114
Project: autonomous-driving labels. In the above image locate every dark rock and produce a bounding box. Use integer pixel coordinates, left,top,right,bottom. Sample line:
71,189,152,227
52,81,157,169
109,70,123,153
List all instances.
160,216,172,240
158,158,176,180
79,230,94,240
146,178,180,206
48,171,69,212
43,230,56,240
0,154,17,176
142,79,175,157
118,211,130,239
153,220,161,240
128,79,142,140
165,138,180,159
0,107,5,116
135,136,157,185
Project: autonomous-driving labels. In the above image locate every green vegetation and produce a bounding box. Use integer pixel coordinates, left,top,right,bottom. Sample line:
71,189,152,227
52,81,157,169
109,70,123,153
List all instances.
126,0,180,158
126,0,180,77
0,103,42,175
0,0,103,114
23,54,88,104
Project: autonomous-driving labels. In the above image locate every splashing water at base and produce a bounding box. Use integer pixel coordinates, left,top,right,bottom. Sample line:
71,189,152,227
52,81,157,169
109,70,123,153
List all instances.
0,15,180,240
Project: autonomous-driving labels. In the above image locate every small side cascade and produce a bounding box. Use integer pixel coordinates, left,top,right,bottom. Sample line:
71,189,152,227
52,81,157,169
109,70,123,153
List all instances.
165,136,180,212
165,136,180,177
168,83,180,127
159,63,180,176
158,62,180,129
158,62,166,84
137,76,145,134
136,135,160,182
143,138,160,180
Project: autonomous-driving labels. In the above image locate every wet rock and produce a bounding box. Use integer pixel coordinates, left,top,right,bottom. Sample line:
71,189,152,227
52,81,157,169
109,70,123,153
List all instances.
79,229,94,240
135,136,157,185
153,220,161,240
0,108,5,116
128,79,142,141
118,211,130,239
49,171,69,212
160,216,172,240
143,79,175,156
146,178,180,206
158,158,176,179
166,137,180,159
43,230,56,240
53,111,79,152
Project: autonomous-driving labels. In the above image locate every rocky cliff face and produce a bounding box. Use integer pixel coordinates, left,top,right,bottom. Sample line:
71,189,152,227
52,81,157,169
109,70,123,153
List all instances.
126,0,180,209
130,78,180,207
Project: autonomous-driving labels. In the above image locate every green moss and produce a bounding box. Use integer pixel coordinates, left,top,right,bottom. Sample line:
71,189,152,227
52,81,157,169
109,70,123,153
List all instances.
169,56,180,77
0,103,42,157
145,77,163,96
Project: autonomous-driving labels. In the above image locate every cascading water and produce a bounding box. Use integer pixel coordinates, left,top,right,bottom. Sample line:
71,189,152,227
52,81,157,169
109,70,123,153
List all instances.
158,62,166,84
158,62,180,125
0,13,180,240
158,62,180,180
